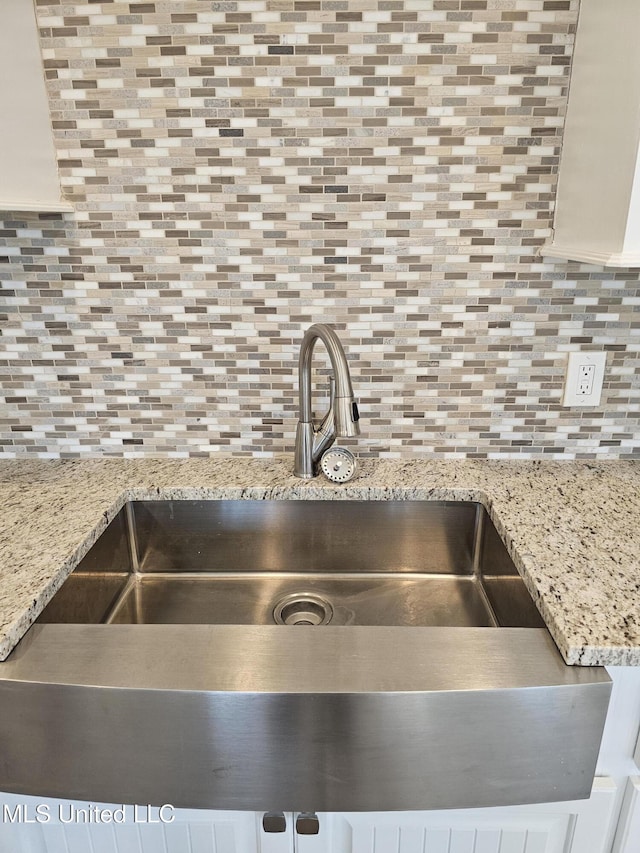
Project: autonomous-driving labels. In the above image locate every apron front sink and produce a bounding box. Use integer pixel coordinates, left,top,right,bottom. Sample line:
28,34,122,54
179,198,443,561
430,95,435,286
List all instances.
0,499,611,812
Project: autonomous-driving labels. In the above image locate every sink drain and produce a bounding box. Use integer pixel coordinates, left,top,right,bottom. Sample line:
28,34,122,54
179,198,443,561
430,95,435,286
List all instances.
273,593,333,626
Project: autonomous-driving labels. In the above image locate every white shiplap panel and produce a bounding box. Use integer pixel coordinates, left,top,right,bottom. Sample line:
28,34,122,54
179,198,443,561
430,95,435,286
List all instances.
23,831,49,853
0,827,21,853
350,823,375,853
188,822,215,853
423,828,450,853
524,832,550,853
163,822,192,853
473,830,501,853
497,831,526,853
64,824,107,853
373,826,399,853
213,822,238,853
83,824,118,853
61,824,95,853
449,829,476,853
138,824,167,853
0,826,47,853
41,826,70,853
97,824,141,853
397,825,425,853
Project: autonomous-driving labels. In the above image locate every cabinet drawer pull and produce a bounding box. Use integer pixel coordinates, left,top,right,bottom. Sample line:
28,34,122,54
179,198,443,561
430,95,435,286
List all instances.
262,812,286,833
296,812,320,835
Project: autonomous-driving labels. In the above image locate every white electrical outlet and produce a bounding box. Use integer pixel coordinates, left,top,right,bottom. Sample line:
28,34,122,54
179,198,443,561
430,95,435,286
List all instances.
577,364,595,396
562,351,607,407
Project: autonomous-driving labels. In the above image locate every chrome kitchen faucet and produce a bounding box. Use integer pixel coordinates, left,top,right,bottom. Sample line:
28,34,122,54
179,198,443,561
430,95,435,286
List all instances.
293,323,360,478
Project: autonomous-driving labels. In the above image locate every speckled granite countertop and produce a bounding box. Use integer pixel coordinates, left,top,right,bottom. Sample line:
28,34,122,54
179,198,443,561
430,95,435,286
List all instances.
0,457,638,667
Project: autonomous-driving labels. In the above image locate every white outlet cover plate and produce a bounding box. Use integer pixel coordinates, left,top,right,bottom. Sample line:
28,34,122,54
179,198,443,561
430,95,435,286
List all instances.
562,351,607,407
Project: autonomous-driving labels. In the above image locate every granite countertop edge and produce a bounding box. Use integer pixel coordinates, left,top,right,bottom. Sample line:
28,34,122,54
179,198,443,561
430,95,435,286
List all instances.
0,456,638,667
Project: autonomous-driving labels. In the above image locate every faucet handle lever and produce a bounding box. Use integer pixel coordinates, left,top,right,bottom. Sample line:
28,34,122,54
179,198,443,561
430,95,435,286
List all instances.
328,374,335,408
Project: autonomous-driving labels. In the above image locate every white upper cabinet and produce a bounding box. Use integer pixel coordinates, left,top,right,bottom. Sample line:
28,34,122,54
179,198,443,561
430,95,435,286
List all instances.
542,0,640,267
0,0,71,212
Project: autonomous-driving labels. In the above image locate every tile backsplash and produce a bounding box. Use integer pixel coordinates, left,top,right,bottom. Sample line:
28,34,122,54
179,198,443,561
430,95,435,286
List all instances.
1,0,639,459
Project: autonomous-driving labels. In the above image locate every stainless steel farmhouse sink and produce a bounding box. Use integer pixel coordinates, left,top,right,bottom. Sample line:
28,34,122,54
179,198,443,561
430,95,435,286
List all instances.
0,500,611,812
38,500,546,629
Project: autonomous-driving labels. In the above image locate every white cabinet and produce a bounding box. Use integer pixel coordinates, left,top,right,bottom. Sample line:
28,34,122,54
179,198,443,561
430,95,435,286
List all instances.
0,796,260,853
612,777,640,853
0,780,622,853
0,0,71,212
541,0,640,267
294,780,618,853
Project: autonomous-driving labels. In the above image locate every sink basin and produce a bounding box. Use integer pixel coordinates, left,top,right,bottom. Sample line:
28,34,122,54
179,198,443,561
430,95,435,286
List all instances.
0,498,610,813
37,500,544,629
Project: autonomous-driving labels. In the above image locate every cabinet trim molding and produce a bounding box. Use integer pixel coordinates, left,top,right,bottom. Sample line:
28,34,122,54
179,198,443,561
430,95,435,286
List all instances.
541,244,640,268
2,200,74,214
612,776,640,853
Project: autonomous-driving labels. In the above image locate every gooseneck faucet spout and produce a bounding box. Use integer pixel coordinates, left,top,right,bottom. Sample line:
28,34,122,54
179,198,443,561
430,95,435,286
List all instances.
293,324,360,478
